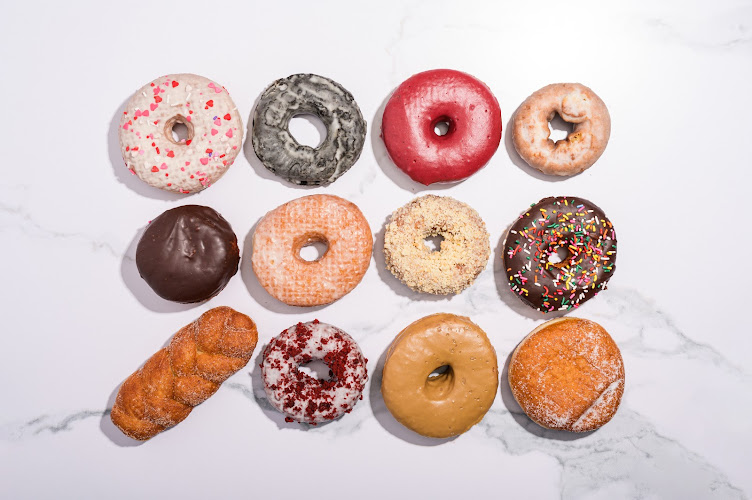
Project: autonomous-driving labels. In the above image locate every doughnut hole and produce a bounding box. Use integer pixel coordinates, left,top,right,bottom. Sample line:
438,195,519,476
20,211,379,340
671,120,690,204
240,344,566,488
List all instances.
289,113,327,148
294,233,329,262
298,359,334,381
548,112,574,143
423,234,445,252
547,244,573,268
431,116,455,137
425,364,454,400
164,115,194,145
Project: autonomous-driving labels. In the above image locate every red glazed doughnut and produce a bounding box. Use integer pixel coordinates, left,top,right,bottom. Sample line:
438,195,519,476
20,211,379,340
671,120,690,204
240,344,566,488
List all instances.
381,69,502,185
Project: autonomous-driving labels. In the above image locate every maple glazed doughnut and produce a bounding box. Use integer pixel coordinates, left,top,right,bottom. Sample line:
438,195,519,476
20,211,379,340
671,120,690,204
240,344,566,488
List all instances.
384,195,490,294
381,69,502,185
503,196,617,313
512,83,610,176
119,74,243,193
508,317,625,432
381,313,498,438
262,320,368,424
251,195,373,307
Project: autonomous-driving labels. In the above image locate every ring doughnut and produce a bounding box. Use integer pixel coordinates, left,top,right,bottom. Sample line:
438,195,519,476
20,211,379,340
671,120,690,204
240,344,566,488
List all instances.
252,74,366,185
381,313,498,438
512,83,610,176
503,196,617,313
252,194,373,306
119,74,243,193
383,195,490,294
262,320,368,424
508,317,625,432
381,69,502,185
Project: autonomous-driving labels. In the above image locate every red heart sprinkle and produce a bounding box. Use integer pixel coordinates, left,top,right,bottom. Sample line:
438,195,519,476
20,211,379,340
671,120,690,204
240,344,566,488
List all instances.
206,100,214,107
172,81,179,88
224,114,231,121
151,166,159,172
154,95,162,103
167,151,174,158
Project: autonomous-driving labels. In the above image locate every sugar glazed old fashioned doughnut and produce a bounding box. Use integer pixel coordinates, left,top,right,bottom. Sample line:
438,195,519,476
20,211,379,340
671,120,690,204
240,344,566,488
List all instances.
119,74,243,193
381,69,502,185
508,317,625,432
512,83,610,176
252,74,366,185
262,320,368,424
252,195,373,306
381,314,498,438
503,196,617,313
384,195,490,294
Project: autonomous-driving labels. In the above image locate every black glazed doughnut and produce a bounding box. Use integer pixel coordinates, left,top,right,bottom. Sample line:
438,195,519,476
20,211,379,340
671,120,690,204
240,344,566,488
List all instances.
503,196,617,313
136,205,240,303
252,74,367,185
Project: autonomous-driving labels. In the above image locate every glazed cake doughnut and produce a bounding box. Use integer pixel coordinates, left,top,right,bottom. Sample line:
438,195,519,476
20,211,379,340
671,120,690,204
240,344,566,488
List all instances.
381,313,498,438
381,69,502,185
251,194,373,306
118,74,243,193
262,320,368,424
252,74,366,185
512,83,610,176
508,317,625,432
383,195,490,294
503,196,617,313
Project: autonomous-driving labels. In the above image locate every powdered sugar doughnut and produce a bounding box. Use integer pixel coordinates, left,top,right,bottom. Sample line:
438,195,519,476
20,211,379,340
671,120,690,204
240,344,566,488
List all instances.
118,74,243,194
261,320,368,424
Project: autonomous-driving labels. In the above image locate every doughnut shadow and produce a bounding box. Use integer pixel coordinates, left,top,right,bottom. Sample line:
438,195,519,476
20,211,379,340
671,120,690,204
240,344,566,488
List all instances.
107,98,186,201
499,349,595,441
370,88,462,193
239,220,327,315
368,345,457,446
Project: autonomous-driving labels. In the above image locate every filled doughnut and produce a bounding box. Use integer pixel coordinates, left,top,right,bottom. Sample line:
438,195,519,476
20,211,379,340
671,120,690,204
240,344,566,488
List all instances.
252,74,366,185
381,313,498,438
251,194,372,306
262,320,368,424
503,196,617,313
381,69,502,185
508,317,625,432
119,74,243,193
512,83,610,176
383,195,490,294
136,205,240,303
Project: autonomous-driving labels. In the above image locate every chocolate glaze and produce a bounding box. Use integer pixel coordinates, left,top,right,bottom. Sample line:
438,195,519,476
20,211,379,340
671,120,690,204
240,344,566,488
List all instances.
503,197,617,313
136,205,240,303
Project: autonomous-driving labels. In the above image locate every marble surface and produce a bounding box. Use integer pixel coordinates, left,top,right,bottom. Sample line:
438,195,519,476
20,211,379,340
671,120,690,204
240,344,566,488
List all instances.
1,0,751,498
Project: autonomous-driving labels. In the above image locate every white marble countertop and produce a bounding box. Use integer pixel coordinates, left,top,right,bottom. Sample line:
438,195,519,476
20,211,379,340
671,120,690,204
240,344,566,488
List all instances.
2,0,751,498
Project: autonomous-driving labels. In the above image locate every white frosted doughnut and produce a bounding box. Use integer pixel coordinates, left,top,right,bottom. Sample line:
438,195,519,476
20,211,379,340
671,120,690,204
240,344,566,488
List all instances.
118,74,243,194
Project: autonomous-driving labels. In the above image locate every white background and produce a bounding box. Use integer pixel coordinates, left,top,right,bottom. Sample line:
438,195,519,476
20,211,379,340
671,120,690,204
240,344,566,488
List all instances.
1,0,751,498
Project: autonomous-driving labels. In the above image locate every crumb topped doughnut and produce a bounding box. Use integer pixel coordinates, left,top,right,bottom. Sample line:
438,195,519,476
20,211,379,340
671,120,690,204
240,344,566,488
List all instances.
503,196,617,313
384,195,490,294
512,83,610,176
118,74,243,193
508,317,625,432
262,320,368,424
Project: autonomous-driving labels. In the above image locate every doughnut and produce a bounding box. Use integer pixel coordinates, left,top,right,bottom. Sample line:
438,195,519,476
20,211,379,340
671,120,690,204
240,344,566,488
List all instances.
252,74,366,185
262,320,368,424
118,74,243,193
383,195,490,294
381,69,502,185
512,83,610,176
381,313,498,438
508,317,625,432
503,196,617,313
136,205,239,303
251,194,372,306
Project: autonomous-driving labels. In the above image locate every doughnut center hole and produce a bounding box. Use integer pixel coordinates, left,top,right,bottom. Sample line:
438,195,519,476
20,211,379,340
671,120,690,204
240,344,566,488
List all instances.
432,116,454,137
299,359,333,381
425,364,455,400
299,240,329,262
164,115,194,145
428,365,451,379
423,234,445,252
548,112,574,143
548,245,571,267
289,114,327,148
171,122,190,143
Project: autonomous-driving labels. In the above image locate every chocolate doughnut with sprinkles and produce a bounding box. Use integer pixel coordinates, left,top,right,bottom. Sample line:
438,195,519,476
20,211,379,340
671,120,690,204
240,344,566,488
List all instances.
503,197,616,313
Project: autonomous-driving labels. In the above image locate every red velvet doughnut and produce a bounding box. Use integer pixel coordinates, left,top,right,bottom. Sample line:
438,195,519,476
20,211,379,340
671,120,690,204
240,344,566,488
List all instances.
381,69,502,185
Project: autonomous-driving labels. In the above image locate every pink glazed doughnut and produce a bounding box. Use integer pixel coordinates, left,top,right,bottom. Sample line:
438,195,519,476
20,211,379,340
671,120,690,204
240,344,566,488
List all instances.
118,74,243,194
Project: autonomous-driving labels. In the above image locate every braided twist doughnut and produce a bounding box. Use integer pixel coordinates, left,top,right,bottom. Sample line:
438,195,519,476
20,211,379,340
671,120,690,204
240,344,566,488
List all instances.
110,307,258,440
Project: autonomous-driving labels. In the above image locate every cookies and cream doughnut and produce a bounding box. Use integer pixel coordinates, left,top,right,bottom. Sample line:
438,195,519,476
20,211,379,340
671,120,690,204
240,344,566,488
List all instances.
252,74,366,185
118,74,243,193
262,320,368,424
381,313,498,438
512,83,610,176
383,195,490,294
508,317,625,432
